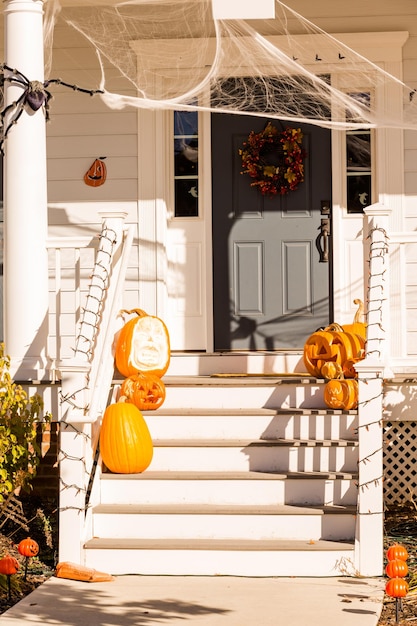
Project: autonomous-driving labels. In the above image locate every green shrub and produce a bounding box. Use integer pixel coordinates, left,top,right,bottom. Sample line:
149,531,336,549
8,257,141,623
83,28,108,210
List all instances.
0,344,52,501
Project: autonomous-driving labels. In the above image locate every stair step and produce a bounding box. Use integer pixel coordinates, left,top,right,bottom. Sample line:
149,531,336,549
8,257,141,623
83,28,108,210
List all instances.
100,470,358,507
148,441,358,472
91,502,356,541
84,537,356,576
152,438,358,447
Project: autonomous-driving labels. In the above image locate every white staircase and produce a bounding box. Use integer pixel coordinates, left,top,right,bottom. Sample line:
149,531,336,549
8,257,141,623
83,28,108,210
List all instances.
84,355,359,577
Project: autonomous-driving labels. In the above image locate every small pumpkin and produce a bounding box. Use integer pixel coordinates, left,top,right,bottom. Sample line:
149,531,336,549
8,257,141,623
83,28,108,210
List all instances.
115,308,170,378
320,361,343,380
324,378,358,410
342,359,358,379
385,577,409,598
17,537,39,558
386,544,409,562
0,554,19,575
343,298,367,340
100,398,153,474
386,559,409,579
120,372,166,411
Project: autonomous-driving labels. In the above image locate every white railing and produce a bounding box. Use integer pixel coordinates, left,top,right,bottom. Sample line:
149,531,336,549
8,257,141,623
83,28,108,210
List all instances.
51,211,135,564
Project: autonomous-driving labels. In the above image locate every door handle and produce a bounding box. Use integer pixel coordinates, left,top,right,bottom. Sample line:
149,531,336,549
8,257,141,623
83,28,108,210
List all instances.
317,217,330,263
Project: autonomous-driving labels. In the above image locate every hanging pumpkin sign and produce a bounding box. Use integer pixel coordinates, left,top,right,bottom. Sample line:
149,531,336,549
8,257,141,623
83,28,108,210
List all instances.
84,157,107,187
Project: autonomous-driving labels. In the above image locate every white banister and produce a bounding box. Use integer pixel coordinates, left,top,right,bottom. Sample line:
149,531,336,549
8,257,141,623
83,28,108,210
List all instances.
354,203,390,576
57,211,134,564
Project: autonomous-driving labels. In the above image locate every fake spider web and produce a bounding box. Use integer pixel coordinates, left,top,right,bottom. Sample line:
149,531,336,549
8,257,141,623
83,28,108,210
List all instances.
43,0,417,131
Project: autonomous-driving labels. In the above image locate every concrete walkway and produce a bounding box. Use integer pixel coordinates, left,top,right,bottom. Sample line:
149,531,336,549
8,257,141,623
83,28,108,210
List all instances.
0,575,385,625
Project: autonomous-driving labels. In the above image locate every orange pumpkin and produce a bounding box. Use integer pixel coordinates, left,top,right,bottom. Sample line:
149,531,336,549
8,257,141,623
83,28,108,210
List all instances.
342,359,358,379
385,577,409,598
0,554,19,575
120,372,166,411
320,361,343,380
386,559,409,579
18,537,39,558
100,398,153,474
115,309,170,378
303,324,364,377
387,544,409,562
324,378,358,410
343,299,367,340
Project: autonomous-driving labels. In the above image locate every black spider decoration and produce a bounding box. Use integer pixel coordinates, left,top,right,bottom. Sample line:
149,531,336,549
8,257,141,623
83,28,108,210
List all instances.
0,63,104,154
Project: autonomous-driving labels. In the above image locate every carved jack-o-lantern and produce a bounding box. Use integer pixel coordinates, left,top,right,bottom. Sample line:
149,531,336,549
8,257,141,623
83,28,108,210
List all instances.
120,372,166,411
303,325,364,378
324,379,358,410
84,158,107,187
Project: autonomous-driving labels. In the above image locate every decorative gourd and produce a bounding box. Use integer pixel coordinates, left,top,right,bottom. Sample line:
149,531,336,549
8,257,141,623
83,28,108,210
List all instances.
303,324,364,377
343,299,367,340
324,379,358,410
386,544,409,562
386,559,409,579
385,577,409,598
320,362,343,380
100,398,153,474
0,554,19,575
120,372,166,411
115,309,170,378
17,537,39,558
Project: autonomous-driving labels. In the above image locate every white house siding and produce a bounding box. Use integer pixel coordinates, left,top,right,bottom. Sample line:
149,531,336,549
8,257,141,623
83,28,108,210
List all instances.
45,23,140,358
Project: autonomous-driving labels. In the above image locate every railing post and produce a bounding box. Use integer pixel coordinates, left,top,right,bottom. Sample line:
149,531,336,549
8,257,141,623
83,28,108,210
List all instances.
354,203,391,576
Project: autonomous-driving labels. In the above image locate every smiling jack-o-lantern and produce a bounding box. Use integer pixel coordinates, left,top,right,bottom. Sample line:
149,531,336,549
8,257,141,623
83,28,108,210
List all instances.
303,324,364,378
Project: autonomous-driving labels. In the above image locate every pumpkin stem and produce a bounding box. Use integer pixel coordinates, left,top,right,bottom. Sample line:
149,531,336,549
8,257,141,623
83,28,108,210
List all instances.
118,395,129,403
118,308,147,319
353,299,364,324
325,323,344,332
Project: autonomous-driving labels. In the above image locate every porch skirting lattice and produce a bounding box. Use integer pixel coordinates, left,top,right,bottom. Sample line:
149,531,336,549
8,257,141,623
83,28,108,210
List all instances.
384,421,417,505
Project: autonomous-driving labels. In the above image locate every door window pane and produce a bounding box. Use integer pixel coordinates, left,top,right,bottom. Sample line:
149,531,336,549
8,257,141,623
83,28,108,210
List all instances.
174,111,198,217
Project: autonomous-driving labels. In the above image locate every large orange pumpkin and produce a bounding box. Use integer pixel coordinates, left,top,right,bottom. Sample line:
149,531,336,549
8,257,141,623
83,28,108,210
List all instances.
100,398,153,473
115,309,170,378
120,372,166,411
303,324,364,377
324,378,358,410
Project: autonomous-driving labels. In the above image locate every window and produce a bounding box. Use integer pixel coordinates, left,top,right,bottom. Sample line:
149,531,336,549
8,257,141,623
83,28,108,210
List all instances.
173,110,199,217
346,93,372,214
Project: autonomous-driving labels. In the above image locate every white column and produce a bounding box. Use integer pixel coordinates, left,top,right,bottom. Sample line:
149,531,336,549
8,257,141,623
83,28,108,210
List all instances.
3,0,50,381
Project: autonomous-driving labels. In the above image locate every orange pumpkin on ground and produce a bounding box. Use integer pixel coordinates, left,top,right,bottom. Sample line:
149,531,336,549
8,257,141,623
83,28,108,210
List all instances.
0,554,19,575
385,577,409,598
115,309,170,378
386,559,409,579
100,398,153,474
120,372,166,411
386,544,409,562
324,379,358,410
18,537,39,558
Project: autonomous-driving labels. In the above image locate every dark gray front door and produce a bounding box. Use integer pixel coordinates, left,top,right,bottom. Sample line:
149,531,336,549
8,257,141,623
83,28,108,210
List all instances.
212,114,332,351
